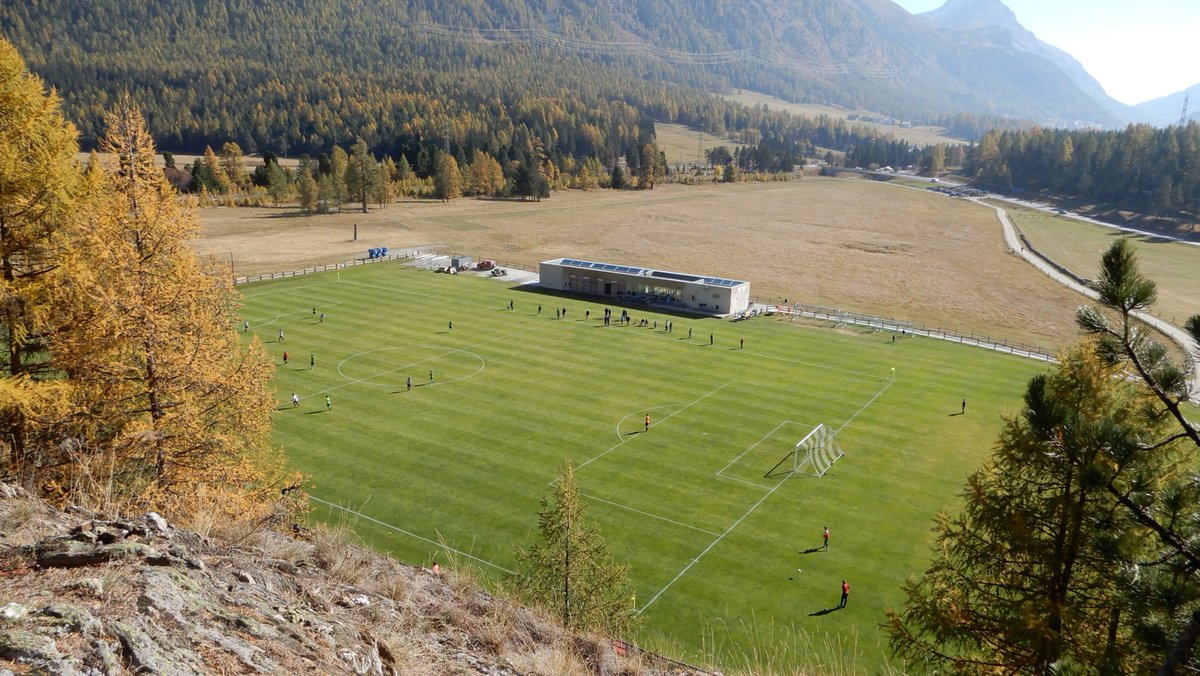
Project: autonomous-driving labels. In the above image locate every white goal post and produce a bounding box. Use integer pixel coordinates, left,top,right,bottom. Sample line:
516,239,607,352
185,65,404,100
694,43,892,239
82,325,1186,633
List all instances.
765,423,844,478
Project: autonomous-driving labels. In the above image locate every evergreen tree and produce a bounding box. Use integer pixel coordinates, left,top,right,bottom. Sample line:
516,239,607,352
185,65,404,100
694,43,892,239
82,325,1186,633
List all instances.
344,138,376,213
609,163,626,190
510,461,639,636
887,345,1160,672
264,160,290,207
1076,238,1200,670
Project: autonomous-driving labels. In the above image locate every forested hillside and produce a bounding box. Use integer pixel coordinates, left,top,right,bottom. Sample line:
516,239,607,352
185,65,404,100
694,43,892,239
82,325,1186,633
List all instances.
1,0,1113,169
967,123,1200,222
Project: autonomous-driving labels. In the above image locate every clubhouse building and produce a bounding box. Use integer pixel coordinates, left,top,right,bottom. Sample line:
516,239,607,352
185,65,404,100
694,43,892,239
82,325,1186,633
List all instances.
539,258,750,315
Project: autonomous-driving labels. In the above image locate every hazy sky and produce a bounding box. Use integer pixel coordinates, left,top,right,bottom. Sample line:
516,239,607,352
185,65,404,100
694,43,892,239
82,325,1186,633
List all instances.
891,0,1200,105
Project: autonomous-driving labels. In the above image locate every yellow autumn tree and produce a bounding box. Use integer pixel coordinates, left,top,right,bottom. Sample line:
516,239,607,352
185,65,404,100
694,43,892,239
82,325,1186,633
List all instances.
53,100,299,523
0,37,83,486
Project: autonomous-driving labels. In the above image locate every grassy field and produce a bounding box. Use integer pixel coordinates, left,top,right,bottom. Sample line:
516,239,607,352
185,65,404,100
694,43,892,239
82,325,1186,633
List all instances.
721,91,965,147
243,262,1049,671
655,123,748,167
198,180,1086,349
1006,204,1200,328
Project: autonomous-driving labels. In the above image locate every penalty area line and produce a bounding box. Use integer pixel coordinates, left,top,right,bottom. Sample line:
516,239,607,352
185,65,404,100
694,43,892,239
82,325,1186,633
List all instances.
581,493,721,537
638,469,798,614
571,379,737,476
309,496,513,574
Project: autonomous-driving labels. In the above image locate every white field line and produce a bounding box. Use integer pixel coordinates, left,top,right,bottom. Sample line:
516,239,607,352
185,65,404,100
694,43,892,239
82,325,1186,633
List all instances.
241,284,323,300
715,474,775,490
339,277,516,312
298,324,544,400
615,404,682,442
834,376,895,434
640,376,898,613
332,346,486,388
573,379,737,473
736,349,884,381
309,496,514,574
714,420,795,477
638,469,798,613
581,493,721,537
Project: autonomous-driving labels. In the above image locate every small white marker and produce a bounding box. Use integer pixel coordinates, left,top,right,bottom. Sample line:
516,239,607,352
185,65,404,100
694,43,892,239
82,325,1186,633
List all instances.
797,568,802,572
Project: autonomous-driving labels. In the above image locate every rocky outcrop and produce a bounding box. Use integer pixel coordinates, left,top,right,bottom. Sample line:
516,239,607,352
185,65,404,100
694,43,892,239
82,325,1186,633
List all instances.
0,484,703,675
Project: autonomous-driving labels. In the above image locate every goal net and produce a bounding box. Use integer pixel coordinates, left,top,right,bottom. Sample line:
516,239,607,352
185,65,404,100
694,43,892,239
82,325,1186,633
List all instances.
764,424,844,478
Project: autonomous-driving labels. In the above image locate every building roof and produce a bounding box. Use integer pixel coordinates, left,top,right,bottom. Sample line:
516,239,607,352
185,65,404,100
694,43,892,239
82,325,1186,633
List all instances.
546,258,747,288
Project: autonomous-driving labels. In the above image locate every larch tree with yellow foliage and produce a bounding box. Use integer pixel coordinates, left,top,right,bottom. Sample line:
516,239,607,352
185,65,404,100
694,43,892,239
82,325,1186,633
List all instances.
52,100,296,521
0,38,82,486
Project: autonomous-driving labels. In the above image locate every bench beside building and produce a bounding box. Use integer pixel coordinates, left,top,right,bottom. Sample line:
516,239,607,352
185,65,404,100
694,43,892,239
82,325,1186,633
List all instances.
539,258,750,315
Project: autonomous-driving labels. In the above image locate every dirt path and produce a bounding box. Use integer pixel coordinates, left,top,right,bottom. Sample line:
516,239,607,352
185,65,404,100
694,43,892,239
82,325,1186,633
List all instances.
985,199,1200,402
194,179,1085,349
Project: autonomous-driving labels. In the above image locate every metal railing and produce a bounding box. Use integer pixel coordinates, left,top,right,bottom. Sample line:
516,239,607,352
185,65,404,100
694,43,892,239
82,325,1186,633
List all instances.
763,300,1058,363
233,250,429,285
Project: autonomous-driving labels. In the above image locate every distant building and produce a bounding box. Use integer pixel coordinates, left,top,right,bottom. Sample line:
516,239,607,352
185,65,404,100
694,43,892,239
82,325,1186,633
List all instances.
539,258,750,315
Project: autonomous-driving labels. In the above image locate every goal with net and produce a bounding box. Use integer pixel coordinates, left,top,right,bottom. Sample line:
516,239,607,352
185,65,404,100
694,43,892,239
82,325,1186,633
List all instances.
764,423,844,478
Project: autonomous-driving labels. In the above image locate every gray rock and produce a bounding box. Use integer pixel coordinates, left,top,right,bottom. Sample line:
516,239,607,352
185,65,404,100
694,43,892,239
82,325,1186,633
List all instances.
68,577,105,596
0,628,61,663
111,618,205,675
86,637,122,675
0,604,29,622
40,602,102,636
145,512,170,534
37,540,156,568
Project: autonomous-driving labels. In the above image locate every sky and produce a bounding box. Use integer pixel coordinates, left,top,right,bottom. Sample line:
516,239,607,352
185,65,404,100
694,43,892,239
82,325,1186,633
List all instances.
891,0,1200,105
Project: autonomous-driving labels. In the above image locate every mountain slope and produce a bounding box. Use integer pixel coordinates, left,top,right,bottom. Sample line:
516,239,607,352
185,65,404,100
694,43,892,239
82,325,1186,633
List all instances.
917,0,1131,124
1134,85,1200,126
0,0,1120,158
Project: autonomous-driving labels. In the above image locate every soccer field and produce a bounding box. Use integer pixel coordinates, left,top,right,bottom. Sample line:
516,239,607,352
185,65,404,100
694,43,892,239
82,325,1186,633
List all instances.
241,262,1051,671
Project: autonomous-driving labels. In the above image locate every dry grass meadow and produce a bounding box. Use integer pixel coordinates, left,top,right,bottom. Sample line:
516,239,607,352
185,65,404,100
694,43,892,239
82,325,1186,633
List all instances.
722,90,966,146
195,177,1086,349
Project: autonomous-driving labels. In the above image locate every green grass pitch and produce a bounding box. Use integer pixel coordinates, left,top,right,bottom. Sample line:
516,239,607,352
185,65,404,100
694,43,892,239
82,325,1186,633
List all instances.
240,262,1052,670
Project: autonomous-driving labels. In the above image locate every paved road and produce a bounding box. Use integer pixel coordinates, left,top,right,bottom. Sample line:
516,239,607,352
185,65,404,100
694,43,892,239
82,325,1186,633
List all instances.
978,199,1200,403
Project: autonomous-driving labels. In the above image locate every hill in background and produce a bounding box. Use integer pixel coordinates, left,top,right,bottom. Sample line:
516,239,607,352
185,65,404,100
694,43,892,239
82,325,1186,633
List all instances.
0,0,1138,162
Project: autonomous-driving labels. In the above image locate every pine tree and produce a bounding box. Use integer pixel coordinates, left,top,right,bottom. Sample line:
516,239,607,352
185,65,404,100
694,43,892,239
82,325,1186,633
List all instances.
510,461,639,636
344,138,376,213
264,160,290,206
1075,238,1200,670
887,346,1162,672
0,37,82,484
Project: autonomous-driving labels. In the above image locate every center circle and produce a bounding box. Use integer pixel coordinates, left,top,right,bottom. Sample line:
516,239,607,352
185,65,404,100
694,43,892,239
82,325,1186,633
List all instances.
336,346,486,388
